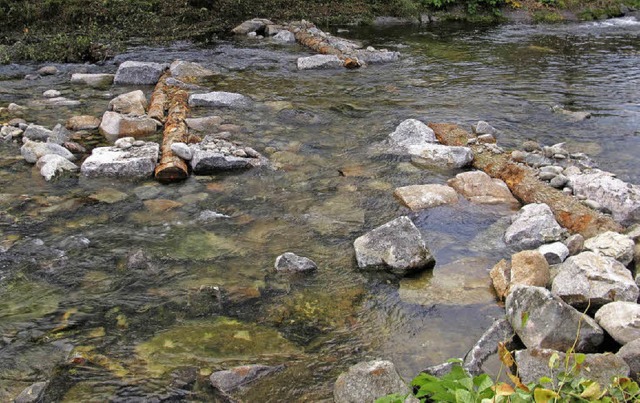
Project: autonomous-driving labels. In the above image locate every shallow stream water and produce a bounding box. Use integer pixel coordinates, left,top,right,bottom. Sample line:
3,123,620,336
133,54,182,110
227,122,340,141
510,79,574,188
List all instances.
0,17,639,401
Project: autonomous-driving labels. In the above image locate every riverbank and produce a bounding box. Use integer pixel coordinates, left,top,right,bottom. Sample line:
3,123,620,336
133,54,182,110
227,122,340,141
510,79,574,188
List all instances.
0,0,638,64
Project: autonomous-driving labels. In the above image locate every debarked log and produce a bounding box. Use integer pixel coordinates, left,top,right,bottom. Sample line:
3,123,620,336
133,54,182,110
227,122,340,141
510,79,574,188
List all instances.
148,72,169,123
154,86,189,183
429,123,623,238
291,28,361,69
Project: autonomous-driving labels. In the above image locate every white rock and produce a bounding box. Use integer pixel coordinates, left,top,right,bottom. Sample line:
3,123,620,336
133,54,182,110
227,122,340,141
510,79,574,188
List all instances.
171,142,193,160
43,89,61,98
188,92,252,109
538,242,570,265
504,203,564,250
595,301,640,345
297,55,343,70
584,231,635,266
408,143,473,169
388,119,437,148
70,73,114,87
334,360,411,403
81,142,159,178
472,121,496,135
36,154,78,181
20,139,75,164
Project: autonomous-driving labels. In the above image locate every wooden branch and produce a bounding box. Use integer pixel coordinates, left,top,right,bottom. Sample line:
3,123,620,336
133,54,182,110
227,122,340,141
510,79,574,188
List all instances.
429,123,623,238
148,72,169,123
154,86,189,183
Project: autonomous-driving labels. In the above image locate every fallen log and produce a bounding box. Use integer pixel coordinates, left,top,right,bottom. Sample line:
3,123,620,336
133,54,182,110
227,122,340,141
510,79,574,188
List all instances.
148,72,169,123
429,123,623,238
288,22,361,69
154,86,189,183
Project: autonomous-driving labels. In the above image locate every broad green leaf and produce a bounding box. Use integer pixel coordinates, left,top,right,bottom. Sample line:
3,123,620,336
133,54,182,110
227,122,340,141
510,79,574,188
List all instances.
579,381,602,399
375,393,407,403
574,353,586,365
538,376,553,384
455,388,475,403
458,377,474,392
473,374,494,393
533,388,558,403
447,358,464,364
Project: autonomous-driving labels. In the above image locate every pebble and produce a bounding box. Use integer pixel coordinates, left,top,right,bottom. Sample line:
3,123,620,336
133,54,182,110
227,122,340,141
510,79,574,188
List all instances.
522,141,540,152
38,66,59,75
549,174,568,188
43,89,61,98
511,150,526,162
539,171,557,181
583,199,602,210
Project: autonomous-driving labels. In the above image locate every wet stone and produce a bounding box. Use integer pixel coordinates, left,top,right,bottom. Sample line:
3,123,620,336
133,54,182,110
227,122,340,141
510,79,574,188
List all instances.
210,364,282,394
274,252,318,273
14,381,49,403
297,55,343,70
334,360,411,403
114,61,167,85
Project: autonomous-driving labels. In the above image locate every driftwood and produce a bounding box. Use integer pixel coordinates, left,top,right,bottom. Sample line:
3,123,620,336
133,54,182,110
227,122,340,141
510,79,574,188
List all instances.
148,72,169,123
154,86,189,183
429,123,623,238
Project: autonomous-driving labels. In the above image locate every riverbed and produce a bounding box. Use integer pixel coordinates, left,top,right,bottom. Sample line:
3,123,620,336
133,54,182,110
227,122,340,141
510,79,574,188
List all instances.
0,17,639,401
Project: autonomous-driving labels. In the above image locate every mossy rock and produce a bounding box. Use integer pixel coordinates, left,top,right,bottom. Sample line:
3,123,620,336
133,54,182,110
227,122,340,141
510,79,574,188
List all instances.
0,276,61,331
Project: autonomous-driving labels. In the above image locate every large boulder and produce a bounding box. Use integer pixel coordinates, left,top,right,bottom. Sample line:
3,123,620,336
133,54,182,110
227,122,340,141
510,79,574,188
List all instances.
515,348,629,386
595,302,640,345
20,139,75,163
333,360,411,403
616,338,640,382
510,250,550,289
210,364,281,394
189,137,268,174
551,251,639,309
504,203,564,250
584,231,635,266
80,140,159,178
353,216,434,276
188,92,252,109
114,61,167,85
388,119,437,149
568,169,640,225
297,55,343,70
505,285,604,352
109,90,147,116
408,143,473,169
70,73,114,87
231,18,274,35
66,115,101,131
169,60,216,79
447,171,519,206
393,184,458,211
36,154,78,181
99,111,159,142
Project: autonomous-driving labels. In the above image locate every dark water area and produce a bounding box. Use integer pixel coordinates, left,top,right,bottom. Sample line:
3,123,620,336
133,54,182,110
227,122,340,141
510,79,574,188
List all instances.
0,17,638,401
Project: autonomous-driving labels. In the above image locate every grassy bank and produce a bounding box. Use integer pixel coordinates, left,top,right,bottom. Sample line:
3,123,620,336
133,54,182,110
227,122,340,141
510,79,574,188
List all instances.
0,0,638,63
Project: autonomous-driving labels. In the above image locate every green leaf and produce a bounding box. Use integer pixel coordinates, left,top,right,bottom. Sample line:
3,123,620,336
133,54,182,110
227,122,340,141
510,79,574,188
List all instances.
521,311,530,328
579,381,602,399
443,365,468,381
533,388,558,403
538,376,553,385
447,358,464,364
574,353,586,365
458,377,474,392
454,388,475,403
375,394,407,403
548,352,560,370
473,374,494,393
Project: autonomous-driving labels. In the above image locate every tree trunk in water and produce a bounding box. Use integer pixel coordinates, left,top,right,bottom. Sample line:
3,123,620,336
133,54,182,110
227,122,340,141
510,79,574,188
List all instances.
429,123,623,238
290,24,361,69
154,86,189,183
148,72,169,123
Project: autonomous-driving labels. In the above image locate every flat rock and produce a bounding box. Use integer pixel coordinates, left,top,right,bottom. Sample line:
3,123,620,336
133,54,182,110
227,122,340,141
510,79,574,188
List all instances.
595,301,640,345
393,184,458,211
510,250,550,289
447,171,519,206
353,216,434,276
538,242,570,265
388,119,437,149
584,231,635,266
188,92,252,109
333,360,411,403
274,252,318,273
551,251,639,309
21,139,75,164
568,169,640,225
36,154,79,181
231,18,274,35
210,364,281,394
506,285,604,352
80,142,159,178
189,138,268,174
408,143,473,169
273,30,296,43
297,55,343,70
169,60,216,79
185,116,222,132
504,203,564,250
616,338,640,382
109,90,147,116
515,348,629,386
114,61,167,85
99,111,159,142
70,73,114,87
66,115,101,131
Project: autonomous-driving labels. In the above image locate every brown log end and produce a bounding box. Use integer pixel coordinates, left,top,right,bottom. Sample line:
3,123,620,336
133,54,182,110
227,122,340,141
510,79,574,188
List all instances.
155,162,189,184
343,58,361,69
428,122,474,146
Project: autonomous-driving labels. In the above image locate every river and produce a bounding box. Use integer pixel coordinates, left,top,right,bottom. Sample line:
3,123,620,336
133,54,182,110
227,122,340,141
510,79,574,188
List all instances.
0,17,639,401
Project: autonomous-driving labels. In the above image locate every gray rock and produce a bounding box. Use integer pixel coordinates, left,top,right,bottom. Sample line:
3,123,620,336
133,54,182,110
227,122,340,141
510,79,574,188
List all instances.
333,360,411,403
57,235,90,251
549,174,569,189
273,30,296,43
164,77,202,90
21,139,75,163
38,66,58,75
393,184,458,211
584,231,635,266
504,203,564,250
356,50,401,64
14,381,49,403
114,61,167,85
264,24,283,36
169,60,216,79
109,90,147,116
210,364,281,393
388,119,437,149
36,154,79,181
616,338,640,382
584,199,603,211
38,96,81,107
188,92,252,109
538,242,570,265
472,121,496,135
99,111,159,143
463,318,515,376
274,252,318,273
552,105,592,121
564,234,584,256
515,348,629,386
522,141,540,152
539,171,557,181
353,216,434,276
190,150,264,173
185,116,222,132
43,89,61,98
66,115,101,131
80,142,159,178
297,54,343,70
170,142,193,160
70,73,114,87
595,301,640,345
48,124,71,145
231,18,274,35
408,143,473,169
625,224,640,241
551,251,639,309
196,210,230,222
23,124,53,141
126,249,153,270
568,169,640,225
447,170,519,206
505,285,604,352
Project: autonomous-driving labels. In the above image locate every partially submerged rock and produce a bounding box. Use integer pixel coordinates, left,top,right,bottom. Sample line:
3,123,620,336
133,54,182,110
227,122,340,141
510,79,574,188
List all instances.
504,203,564,250
189,137,268,174
353,216,434,276
188,92,252,109
70,73,114,87
99,111,159,142
409,143,473,169
333,360,411,403
232,18,274,35
80,140,159,178
109,90,147,116
23,124,53,142
297,54,343,70
66,115,101,131
36,154,79,181
552,105,592,121
169,60,216,79
274,252,317,273
447,171,519,206
21,139,75,163
393,184,458,211
505,285,604,352
114,61,167,85
388,119,437,148
210,364,282,394
595,301,640,345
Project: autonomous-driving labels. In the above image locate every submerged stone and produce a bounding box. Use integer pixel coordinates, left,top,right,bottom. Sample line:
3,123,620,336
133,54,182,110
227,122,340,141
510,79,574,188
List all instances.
334,360,411,403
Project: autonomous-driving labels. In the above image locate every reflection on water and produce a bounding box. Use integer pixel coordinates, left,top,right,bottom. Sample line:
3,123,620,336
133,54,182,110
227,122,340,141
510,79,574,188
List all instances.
1,17,639,400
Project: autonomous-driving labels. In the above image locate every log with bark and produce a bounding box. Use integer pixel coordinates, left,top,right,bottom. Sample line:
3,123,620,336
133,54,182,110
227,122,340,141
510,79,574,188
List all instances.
428,123,623,238
154,85,189,183
288,22,361,69
148,72,169,123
